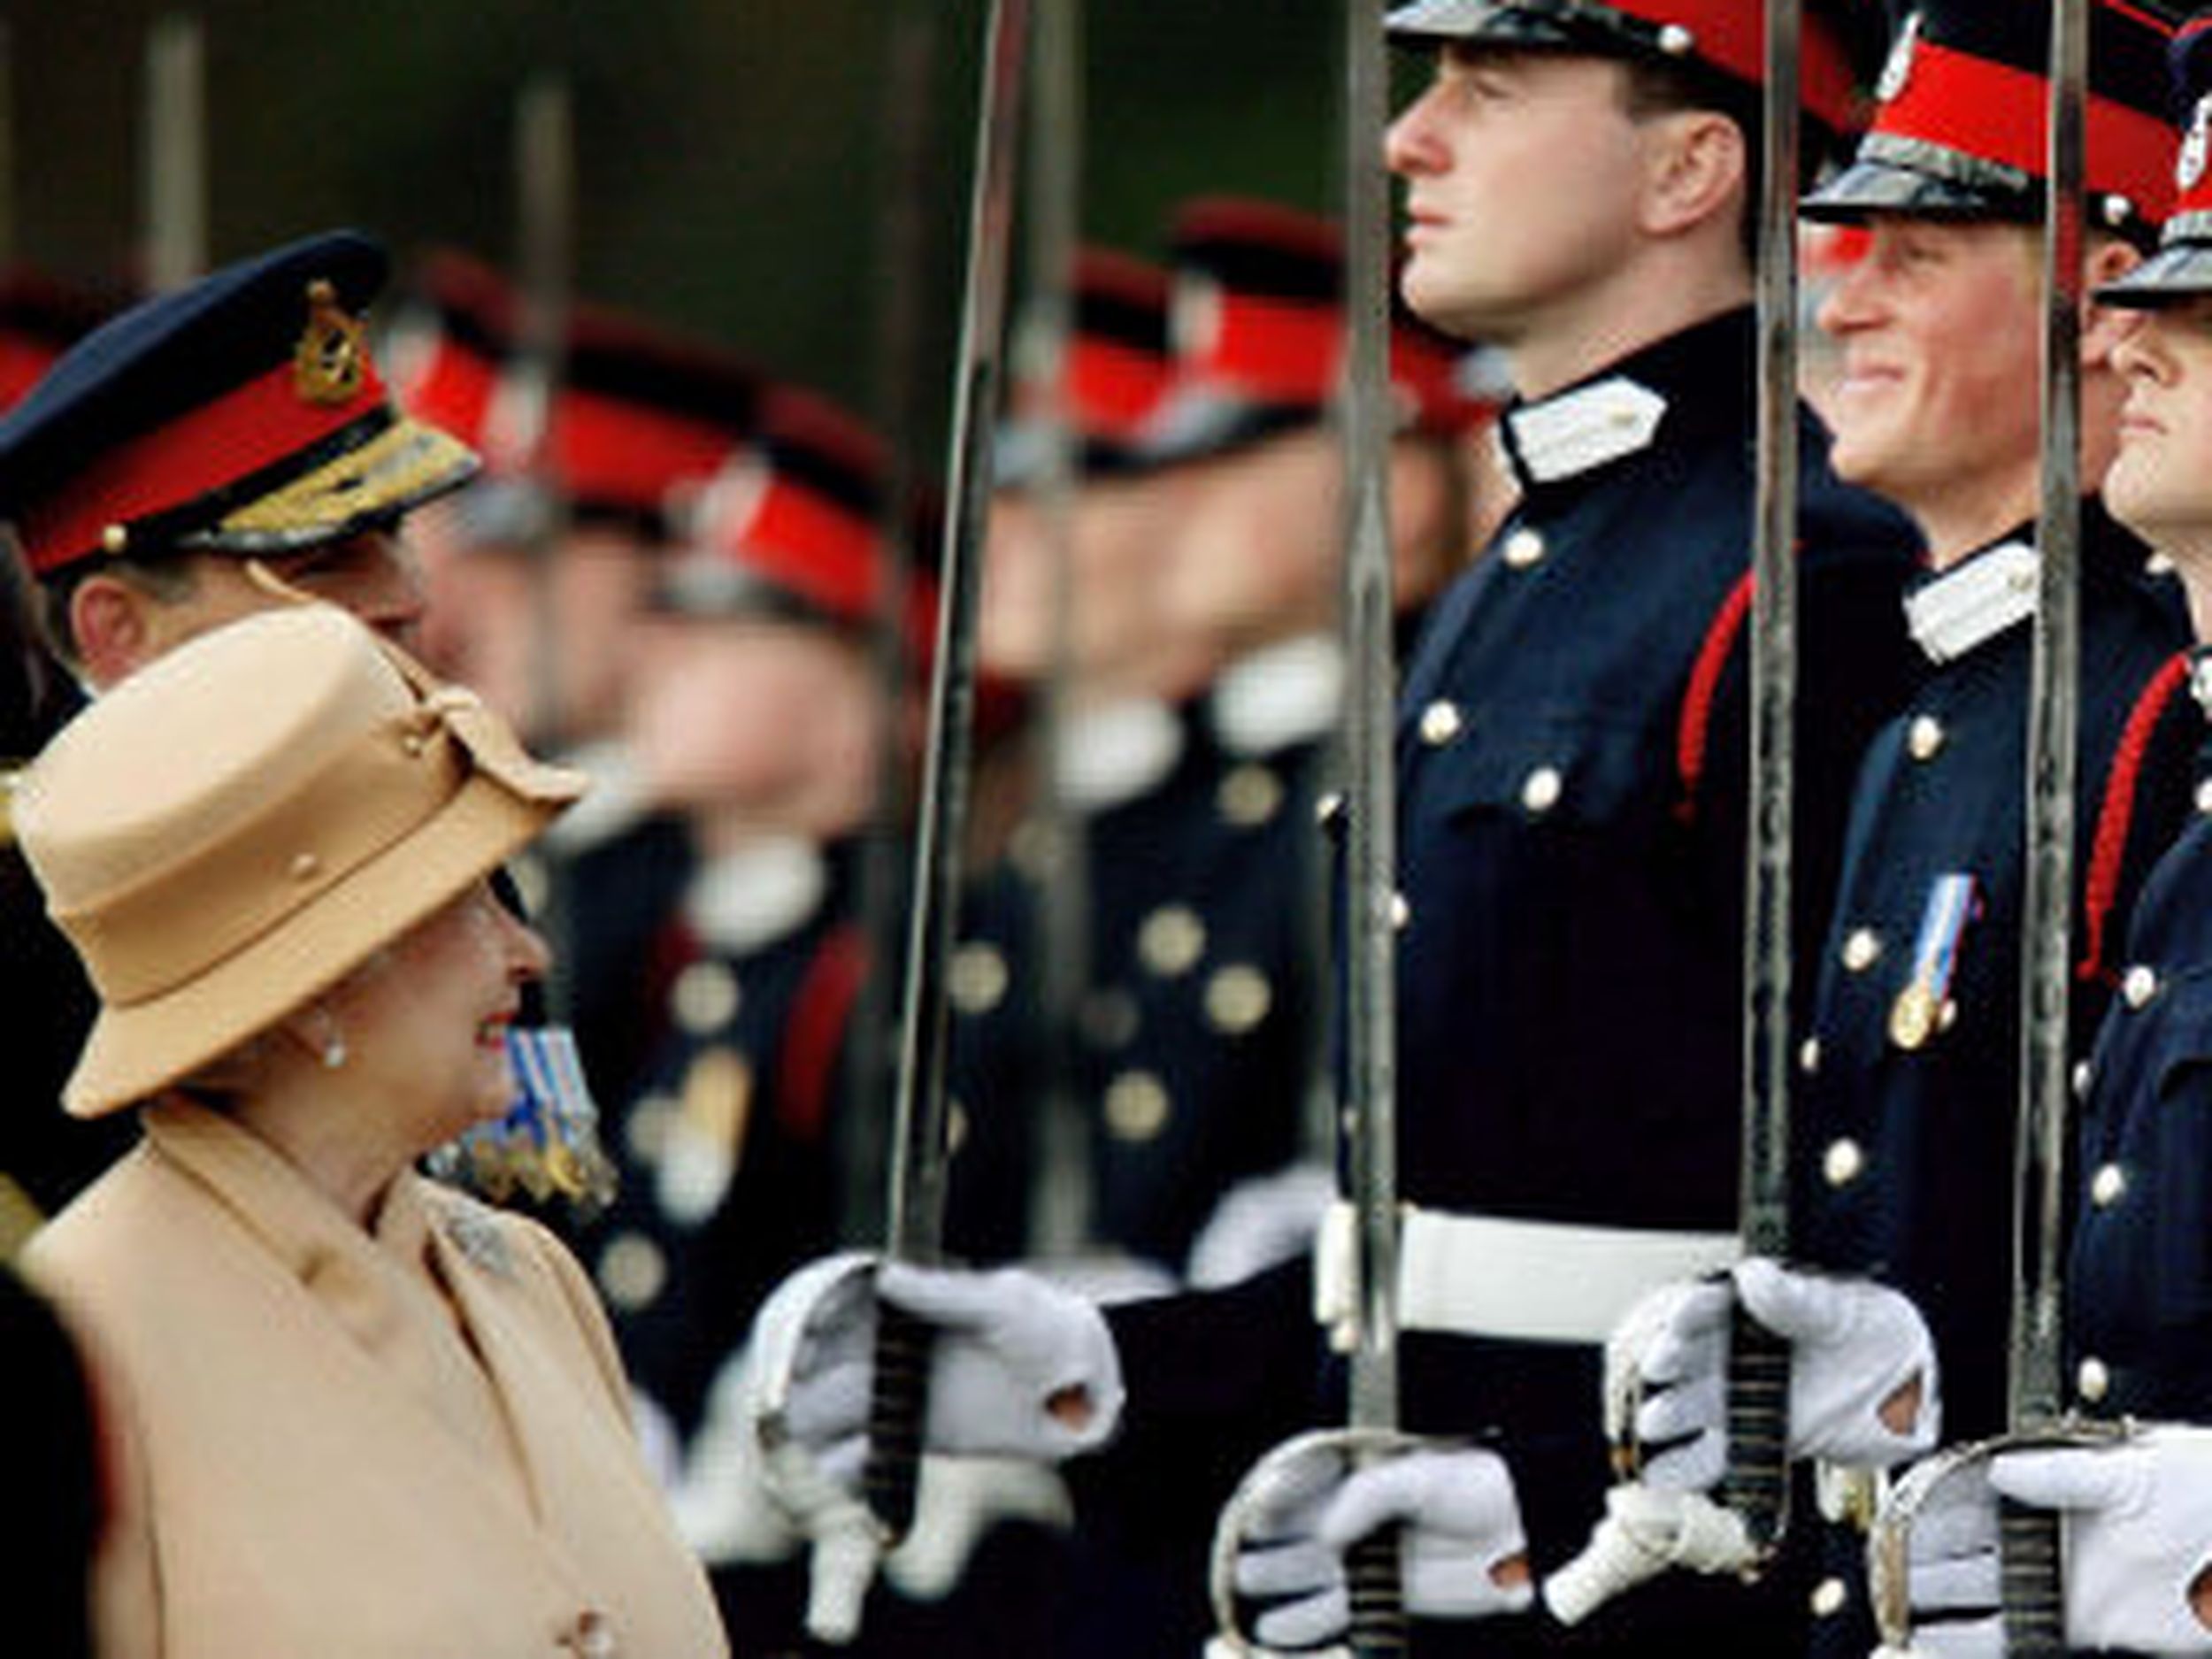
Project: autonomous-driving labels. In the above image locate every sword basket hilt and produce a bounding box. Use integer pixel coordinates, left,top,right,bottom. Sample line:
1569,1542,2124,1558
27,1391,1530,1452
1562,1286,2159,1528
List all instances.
1718,1300,1792,1562
861,1296,933,1544
1999,1496,2066,1657
1347,1528,1409,1657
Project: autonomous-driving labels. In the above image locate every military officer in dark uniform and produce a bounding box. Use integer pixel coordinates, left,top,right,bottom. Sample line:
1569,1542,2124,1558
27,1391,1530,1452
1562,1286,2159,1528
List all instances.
695,3,1925,1654
0,233,479,1221
1594,5,2199,1651
1879,25,2212,1649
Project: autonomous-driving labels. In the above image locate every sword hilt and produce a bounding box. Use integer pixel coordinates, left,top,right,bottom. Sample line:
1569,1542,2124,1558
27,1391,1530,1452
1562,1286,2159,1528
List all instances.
861,1294,933,1543
1346,1526,1408,1657
1998,1495,2066,1658
1717,1298,1792,1561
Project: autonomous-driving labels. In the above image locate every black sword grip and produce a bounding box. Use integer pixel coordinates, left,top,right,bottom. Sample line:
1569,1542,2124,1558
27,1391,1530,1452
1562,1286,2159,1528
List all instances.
1999,1494,2066,1658
861,1298,934,1544
1347,1525,1409,1658
1717,1300,1792,1559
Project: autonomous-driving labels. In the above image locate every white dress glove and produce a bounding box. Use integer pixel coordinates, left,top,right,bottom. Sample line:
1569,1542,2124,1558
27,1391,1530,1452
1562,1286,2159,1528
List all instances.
1222,1432,1532,1649
1991,1426,2212,1655
1609,1258,1939,1492
675,1253,1121,1644
1874,1450,2002,1659
1186,1162,1336,1291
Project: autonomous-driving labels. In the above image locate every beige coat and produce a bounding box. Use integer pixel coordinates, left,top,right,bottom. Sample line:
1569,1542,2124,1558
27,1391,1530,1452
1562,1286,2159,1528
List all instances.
22,1100,729,1659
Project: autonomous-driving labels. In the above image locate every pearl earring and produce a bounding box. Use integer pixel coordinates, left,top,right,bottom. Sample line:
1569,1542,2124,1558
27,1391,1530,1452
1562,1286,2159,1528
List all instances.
317,1010,348,1071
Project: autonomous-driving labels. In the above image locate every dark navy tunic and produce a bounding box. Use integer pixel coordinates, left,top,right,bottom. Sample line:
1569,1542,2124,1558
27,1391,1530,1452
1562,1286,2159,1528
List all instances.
946,682,1329,1277
1795,509,2193,1442
2069,676,2212,1424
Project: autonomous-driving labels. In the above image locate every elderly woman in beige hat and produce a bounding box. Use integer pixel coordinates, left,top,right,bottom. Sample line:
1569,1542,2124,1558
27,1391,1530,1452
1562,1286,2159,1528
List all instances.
12,603,729,1659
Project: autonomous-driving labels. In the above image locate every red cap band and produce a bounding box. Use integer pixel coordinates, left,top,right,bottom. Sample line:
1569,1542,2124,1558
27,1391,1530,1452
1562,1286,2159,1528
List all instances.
1872,35,2176,219
20,353,388,575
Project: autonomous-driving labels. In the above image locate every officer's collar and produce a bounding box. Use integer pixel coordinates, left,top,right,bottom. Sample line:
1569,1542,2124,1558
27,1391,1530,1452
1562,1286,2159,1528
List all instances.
1903,503,2167,666
1903,535,2039,664
682,835,829,954
1055,695,1186,810
1494,308,1752,493
1210,633,1344,757
540,738,650,854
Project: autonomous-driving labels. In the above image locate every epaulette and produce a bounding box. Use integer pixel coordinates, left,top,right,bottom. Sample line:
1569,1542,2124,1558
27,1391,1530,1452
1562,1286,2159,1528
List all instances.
2077,649,2193,986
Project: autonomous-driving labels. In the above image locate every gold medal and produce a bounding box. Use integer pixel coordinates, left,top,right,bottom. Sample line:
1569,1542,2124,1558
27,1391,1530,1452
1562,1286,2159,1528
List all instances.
1888,982,1937,1051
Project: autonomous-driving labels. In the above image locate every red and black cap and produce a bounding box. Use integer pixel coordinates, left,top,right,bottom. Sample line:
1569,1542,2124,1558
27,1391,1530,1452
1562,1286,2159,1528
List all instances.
388,253,759,545
1135,196,1487,467
995,247,1177,486
0,270,130,415
381,248,514,451
662,383,933,648
1384,0,1863,137
0,230,479,580
1802,0,2177,242
2101,12,2212,304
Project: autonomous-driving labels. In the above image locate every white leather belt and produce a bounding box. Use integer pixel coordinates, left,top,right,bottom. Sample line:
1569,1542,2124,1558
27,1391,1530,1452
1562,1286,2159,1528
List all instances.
1313,1201,1740,1348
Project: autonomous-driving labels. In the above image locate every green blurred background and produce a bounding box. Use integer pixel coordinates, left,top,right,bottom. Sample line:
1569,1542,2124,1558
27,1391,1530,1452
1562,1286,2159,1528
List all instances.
5,1,1359,444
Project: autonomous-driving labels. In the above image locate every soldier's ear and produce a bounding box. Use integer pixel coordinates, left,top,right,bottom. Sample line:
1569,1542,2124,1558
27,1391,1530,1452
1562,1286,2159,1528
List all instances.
1636,108,1747,242
68,571,160,691
2081,237,2147,371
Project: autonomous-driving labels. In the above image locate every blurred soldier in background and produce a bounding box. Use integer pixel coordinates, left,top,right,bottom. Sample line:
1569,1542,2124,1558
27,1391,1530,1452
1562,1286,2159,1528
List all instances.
1596,4,2198,1649
595,381,910,1462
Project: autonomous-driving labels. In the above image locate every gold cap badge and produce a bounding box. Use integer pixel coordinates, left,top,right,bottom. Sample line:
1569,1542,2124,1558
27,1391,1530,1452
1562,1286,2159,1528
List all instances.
293,278,367,405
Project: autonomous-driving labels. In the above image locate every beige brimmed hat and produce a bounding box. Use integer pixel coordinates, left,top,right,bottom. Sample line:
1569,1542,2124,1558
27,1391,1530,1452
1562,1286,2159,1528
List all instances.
13,604,586,1117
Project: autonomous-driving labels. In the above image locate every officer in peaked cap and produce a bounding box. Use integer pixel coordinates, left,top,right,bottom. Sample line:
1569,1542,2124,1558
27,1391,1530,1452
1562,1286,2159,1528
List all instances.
1865,17,2212,1649
1595,3,2200,1653
0,230,480,1225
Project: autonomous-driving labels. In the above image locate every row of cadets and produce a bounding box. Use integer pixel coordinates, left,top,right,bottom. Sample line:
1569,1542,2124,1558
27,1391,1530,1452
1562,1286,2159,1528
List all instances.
383,250,762,1221
1873,15,2212,1649
687,3,1926,1655
0,235,484,1225
1571,1,2199,1649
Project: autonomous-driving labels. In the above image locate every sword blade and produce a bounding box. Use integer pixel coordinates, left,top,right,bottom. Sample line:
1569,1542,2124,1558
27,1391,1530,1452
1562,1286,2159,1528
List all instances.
864,0,1033,1546
1719,0,1802,1560
1342,1,1404,1650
